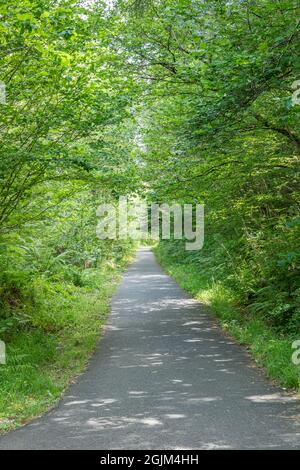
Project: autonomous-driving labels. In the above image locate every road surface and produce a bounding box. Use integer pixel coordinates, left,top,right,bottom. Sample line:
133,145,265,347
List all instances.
0,247,299,449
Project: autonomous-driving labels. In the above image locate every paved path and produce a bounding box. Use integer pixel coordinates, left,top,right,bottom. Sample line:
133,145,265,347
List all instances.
1,248,300,449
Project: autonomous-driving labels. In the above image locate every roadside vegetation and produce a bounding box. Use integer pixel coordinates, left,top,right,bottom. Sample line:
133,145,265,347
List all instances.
0,195,134,432
155,242,300,390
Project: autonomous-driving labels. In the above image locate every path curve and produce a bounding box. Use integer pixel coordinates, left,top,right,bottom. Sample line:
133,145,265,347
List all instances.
0,248,299,449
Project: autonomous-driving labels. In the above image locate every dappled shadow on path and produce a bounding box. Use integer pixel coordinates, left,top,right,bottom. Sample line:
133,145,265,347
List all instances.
0,248,299,450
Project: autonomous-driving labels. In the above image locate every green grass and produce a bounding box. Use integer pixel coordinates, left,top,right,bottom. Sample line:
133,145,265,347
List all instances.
0,254,133,433
154,244,300,391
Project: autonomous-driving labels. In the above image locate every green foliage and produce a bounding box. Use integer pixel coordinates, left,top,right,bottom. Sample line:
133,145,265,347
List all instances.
0,0,139,231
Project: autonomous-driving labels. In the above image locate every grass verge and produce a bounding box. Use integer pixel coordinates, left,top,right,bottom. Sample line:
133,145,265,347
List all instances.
154,244,300,391
0,253,133,433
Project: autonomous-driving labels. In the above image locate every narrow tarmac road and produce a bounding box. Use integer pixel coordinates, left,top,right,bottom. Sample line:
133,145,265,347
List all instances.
1,248,300,449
